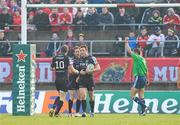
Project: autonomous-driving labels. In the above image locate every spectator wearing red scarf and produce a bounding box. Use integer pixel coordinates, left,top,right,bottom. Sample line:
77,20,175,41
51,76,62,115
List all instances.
49,8,60,33
137,27,149,56
12,10,21,32
59,8,73,31
163,8,180,30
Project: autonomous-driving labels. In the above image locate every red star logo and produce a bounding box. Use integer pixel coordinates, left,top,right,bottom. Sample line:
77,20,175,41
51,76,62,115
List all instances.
32,54,36,60
16,50,27,62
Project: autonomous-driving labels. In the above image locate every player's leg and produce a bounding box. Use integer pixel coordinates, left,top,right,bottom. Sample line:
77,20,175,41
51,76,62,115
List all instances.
87,82,95,117
79,87,87,117
49,96,60,117
138,76,149,115
49,81,61,117
138,88,149,115
54,79,68,116
68,90,76,115
131,76,147,112
76,89,81,113
54,90,66,116
88,90,95,117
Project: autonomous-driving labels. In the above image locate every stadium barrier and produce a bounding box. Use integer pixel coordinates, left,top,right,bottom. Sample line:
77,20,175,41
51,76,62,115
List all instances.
0,58,179,84
0,90,180,114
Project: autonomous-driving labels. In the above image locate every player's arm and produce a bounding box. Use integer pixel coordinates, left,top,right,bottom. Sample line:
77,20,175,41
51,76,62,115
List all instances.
125,37,132,55
177,66,180,89
69,64,79,74
51,57,56,71
93,63,101,72
146,70,151,86
86,57,101,74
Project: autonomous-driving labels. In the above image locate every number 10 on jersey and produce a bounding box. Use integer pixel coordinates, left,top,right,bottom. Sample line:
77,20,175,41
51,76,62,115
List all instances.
55,61,65,69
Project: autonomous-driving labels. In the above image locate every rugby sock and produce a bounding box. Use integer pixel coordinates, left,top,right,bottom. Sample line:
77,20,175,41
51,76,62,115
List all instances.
55,100,63,115
52,96,60,109
140,98,146,113
82,100,86,113
68,99,73,113
76,99,81,113
89,101,95,113
133,97,146,109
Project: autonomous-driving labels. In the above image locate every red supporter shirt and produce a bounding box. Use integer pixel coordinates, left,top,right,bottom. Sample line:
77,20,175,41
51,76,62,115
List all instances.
59,13,73,30
137,35,149,49
49,13,60,32
163,14,180,30
13,13,21,31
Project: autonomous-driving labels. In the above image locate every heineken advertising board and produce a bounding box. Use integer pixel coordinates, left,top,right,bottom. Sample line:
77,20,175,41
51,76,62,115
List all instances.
93,91,180,114
12,44,36,116
0,91,179,114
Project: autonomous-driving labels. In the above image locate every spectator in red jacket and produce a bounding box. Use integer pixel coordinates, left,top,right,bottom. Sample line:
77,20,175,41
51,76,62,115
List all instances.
59,8,73,31
12,10,21,32
163,8,180,30
49,8,60,33
137,27,149,56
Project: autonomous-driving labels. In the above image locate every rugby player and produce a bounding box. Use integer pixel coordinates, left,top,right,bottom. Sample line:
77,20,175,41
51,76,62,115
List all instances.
78,45,101,117
49,45,79,117
68,46,81,117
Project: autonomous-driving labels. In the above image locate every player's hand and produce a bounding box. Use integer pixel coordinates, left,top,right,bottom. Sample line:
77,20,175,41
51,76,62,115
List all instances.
74,69,79,75
76,76,80,83
146,81,151,87
80,70,86,75
86,68,93,74
177,81,180,89
51,67,55,71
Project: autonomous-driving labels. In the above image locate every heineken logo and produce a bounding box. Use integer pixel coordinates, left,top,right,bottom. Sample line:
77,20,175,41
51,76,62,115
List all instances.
16,50,27,62
16,65,26,112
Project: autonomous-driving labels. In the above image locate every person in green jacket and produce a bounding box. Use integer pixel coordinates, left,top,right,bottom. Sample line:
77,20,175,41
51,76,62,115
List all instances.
125,37,150,116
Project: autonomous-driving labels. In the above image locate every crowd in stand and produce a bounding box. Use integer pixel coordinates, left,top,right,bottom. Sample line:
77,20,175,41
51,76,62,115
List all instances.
0,0,180,31
0,0,180,57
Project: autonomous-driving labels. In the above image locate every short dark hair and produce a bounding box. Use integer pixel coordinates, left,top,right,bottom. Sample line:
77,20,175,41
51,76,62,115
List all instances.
134,48,141,55
80,44,88,50
74,46,80,52
61,45,69,54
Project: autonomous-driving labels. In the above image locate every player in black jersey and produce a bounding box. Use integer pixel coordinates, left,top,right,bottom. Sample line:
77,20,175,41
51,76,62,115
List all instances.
68,46,81,117
78,45,101,117
49,45,79,117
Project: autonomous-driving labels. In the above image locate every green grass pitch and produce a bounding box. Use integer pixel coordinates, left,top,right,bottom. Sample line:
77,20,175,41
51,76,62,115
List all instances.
1,114,180,125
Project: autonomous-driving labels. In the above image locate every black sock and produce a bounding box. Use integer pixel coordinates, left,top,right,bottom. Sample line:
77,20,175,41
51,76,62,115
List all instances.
133,97,146,109
82,100,86,113
76,99,81,113
53,96,60,109
55,100,63,115
89,100,94,113
141,98,146,112
68,99,73,113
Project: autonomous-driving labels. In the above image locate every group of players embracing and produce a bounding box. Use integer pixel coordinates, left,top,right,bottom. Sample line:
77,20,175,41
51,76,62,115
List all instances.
49,44,101,117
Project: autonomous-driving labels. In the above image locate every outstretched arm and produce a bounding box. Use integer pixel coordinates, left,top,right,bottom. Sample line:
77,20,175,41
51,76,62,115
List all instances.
125,37,132,55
